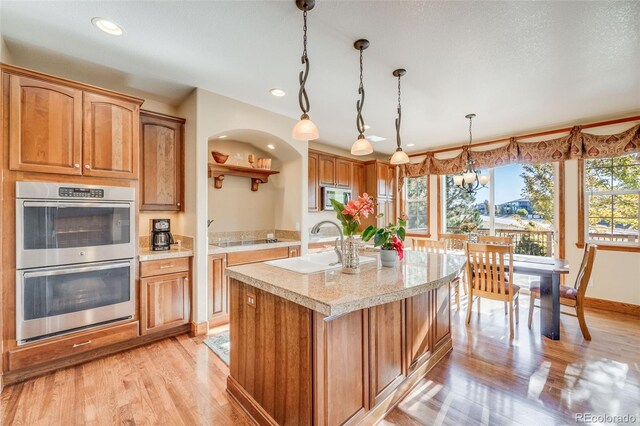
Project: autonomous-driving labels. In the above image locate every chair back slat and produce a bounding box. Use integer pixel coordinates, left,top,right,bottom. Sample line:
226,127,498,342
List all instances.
477,235,513,245
412,238,446,254
465,242,513,299
575,244,597,300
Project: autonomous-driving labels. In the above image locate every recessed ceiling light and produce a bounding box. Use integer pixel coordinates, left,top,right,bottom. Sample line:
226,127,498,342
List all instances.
91,17,124,36
270,88,286,97
366,135,386,142
407,143,415,147
218,135,228,139
364,124,371,130
267,144,275,150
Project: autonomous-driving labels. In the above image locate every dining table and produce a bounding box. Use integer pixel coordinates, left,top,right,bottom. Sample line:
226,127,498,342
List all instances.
509,258,570,340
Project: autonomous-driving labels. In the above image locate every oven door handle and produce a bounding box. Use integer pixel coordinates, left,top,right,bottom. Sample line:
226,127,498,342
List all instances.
21,261,133,279
22,201,132,209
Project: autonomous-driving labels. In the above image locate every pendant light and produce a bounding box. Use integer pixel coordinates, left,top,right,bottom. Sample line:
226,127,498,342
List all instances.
453,114,490,194
350,39,373,156
292,0,319,141
389,68,410,165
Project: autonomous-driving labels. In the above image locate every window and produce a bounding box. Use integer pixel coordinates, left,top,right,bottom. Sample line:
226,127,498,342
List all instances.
584,153,639,247
442,162,559,259
404,176,428,233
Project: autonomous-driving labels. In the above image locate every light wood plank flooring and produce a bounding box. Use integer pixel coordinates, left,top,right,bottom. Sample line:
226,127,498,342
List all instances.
2,295,639,425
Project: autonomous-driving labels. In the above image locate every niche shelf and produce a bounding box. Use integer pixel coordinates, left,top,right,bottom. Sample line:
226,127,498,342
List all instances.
208,163,280,192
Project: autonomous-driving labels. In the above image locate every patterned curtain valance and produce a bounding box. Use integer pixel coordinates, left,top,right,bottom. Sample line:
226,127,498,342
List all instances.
398,122,640,189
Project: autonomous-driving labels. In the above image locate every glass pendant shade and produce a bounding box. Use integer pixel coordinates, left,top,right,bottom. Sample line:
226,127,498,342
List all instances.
351,135,373,155
463,172,476,184
292,115,319,141
390,149,409,165
453,175,464,186
478,174,490,185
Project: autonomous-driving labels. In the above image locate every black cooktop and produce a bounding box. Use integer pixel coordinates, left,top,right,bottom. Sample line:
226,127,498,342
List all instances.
214,239,278,248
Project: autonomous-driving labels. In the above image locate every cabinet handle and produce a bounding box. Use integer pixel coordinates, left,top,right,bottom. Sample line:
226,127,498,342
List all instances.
84,165,91,169
159,264,175,269
72,340,92,348
74,163,80,169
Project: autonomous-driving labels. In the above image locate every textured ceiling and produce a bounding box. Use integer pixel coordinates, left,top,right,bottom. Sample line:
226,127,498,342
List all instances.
1,1,639,154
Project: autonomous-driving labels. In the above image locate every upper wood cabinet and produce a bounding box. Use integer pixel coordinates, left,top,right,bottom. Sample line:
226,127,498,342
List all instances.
140,111,185,211
335,158,352,189
83,92,139,179
318,154,336,186
8,74,83,175
387,165,397,198
376,162,389,198
3,65,143,179
308,151,319,211
352,163,365,198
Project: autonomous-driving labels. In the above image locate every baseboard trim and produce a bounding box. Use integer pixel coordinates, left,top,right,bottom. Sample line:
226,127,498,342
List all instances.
584,297,640,316
190,321,209,337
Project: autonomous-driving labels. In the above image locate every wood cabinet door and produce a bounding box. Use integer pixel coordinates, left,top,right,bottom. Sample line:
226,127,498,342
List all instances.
376,162,388,198
386,198,396,224
377,199,387,228
83,92,139,179
434,281,451,348
318,155,336,186
387,165,396,198
141,271,190,335
308,152,319,211
8,74,83,175
208,255,228,326
352,163,365,198
335,159,352,189
140,111,184,211
406,291,432,373
289,246,301,257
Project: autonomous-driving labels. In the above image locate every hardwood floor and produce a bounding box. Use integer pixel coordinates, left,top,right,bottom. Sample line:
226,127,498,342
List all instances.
383,295,640,426
2,295,639,426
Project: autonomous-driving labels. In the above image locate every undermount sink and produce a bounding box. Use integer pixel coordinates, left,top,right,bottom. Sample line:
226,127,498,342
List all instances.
265,251,376,274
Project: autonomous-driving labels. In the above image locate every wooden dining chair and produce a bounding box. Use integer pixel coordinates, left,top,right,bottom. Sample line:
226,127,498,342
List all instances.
438,233,469,251
465,242,520,338
411,238,461,310
477,235,513,245
528,244,597,340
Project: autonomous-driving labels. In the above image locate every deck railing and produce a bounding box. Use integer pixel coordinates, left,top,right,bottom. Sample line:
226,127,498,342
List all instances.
446,228,555,256
588,232,638,243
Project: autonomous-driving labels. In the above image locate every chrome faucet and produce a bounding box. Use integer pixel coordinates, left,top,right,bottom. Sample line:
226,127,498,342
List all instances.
310,221,343,265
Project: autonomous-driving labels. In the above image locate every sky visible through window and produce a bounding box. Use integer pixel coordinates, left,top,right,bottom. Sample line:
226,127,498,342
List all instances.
493,164,525,204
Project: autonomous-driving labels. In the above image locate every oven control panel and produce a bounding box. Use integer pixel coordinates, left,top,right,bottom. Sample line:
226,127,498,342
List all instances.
58,187,105,198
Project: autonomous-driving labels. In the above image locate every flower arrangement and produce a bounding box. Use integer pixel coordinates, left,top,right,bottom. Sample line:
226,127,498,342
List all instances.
361,214,407,260
330,193,375,236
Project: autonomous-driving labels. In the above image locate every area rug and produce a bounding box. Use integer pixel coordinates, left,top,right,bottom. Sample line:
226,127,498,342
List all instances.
203,330,230,366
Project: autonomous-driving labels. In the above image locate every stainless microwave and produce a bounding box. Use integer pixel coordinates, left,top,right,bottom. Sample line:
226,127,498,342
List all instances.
322,187,352,211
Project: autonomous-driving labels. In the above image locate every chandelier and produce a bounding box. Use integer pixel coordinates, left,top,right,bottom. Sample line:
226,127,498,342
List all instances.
453,114,489,194
389,68,409,165
291,0,320,141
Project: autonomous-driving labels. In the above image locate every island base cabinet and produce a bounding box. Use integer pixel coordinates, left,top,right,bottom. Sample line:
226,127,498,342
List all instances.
227,278,454,426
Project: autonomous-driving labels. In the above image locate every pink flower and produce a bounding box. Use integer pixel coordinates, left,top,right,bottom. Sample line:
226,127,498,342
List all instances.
341,193,375,224
392,236,404,260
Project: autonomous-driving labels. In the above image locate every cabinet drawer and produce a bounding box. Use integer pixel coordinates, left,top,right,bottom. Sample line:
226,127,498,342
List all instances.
8,321,139,371
227,247,289,266
140,257,190,277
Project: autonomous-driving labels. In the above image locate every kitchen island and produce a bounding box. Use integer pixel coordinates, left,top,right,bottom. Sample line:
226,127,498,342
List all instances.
225,251,466,426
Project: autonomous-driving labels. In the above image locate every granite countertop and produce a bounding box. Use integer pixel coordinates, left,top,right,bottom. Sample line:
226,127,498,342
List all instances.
208,239,301,255
139,246,194,261
225,251,466,317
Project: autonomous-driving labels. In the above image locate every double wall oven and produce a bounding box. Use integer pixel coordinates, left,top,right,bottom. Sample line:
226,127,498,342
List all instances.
15,182,136,344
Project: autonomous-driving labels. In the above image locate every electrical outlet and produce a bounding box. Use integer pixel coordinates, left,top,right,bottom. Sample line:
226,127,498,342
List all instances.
247,293,256,308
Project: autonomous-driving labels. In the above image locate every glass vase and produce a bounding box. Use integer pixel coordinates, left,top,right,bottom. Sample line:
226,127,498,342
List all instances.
341,236,360,274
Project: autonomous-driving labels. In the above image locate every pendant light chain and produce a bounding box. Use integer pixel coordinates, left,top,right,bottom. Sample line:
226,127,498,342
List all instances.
468,114,473,146
395,73,402,148
356,46,366,136
298,7,310,115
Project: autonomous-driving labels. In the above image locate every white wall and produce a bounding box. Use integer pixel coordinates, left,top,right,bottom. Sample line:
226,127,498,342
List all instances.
0,36,13,63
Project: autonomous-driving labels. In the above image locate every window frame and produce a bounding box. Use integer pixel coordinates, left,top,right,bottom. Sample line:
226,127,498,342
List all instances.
437,162,566,262
578,158,640,252
401,175,430,237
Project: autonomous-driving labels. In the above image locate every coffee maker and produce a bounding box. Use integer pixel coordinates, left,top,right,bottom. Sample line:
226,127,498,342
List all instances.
151,219,174,251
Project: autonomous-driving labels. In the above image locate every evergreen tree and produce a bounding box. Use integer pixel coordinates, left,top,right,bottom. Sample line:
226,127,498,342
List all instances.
445,176,482,232
520,163,554,222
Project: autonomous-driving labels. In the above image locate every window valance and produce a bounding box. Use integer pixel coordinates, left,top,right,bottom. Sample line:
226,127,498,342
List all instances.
399,123,640,188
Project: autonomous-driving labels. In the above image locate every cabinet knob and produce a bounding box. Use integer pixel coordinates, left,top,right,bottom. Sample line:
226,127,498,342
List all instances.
177,203,181,207
74,163,80,169
84,164,91,169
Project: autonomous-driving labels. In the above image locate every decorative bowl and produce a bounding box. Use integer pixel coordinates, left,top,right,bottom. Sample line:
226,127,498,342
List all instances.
211,151,229,164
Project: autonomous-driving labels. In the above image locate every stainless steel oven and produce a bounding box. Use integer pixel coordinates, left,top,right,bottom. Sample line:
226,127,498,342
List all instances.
16,259,135,344
16,182,135,269
15,181,136,344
